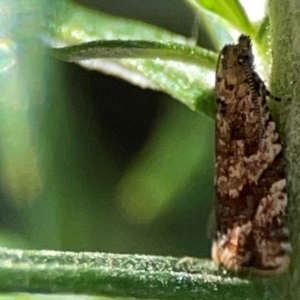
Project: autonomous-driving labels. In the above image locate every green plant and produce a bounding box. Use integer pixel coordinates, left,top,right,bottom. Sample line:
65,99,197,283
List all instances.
0,0,296,299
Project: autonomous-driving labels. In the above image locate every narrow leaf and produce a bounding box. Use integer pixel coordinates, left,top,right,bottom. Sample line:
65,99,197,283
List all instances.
51,40,217,69
46,1,217,117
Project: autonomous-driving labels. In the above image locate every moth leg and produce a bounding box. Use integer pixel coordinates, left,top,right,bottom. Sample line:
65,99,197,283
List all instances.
266,90,281,102
174,257,204,273
252,71,281,102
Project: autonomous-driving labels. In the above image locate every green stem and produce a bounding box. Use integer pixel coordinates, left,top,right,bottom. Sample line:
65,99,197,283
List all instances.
269,0,300,299
0,247,276,299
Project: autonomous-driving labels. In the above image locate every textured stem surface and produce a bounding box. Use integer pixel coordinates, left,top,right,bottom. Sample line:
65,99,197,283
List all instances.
0,247,278,299
269,0,300,299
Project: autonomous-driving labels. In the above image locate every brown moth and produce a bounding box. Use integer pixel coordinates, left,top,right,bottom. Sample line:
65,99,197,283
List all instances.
212,34,291,276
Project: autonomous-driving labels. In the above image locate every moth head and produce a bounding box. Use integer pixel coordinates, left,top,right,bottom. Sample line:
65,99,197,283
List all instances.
237,34,254,66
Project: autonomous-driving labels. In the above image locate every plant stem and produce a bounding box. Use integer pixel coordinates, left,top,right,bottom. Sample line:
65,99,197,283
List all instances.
0,247,277,299
269,0,300,299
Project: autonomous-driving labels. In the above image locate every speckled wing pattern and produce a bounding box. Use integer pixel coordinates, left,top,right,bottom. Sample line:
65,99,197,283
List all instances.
212,35,291,276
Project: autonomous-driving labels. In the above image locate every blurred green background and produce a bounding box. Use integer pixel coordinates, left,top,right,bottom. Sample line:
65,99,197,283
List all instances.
0,0,214,267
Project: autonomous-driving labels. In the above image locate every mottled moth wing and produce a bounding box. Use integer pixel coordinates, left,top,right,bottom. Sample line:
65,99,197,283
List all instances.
212,35,291,276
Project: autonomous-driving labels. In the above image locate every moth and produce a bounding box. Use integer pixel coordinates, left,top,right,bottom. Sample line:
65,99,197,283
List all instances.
212,35,291,276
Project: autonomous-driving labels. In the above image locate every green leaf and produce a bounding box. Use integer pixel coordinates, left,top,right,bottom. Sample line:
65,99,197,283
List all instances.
184,0,234,50
185,0,255,37
46,1,217,117
51,40,217,69
257,16,270,44
0,247,278,299
183,0,272,80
